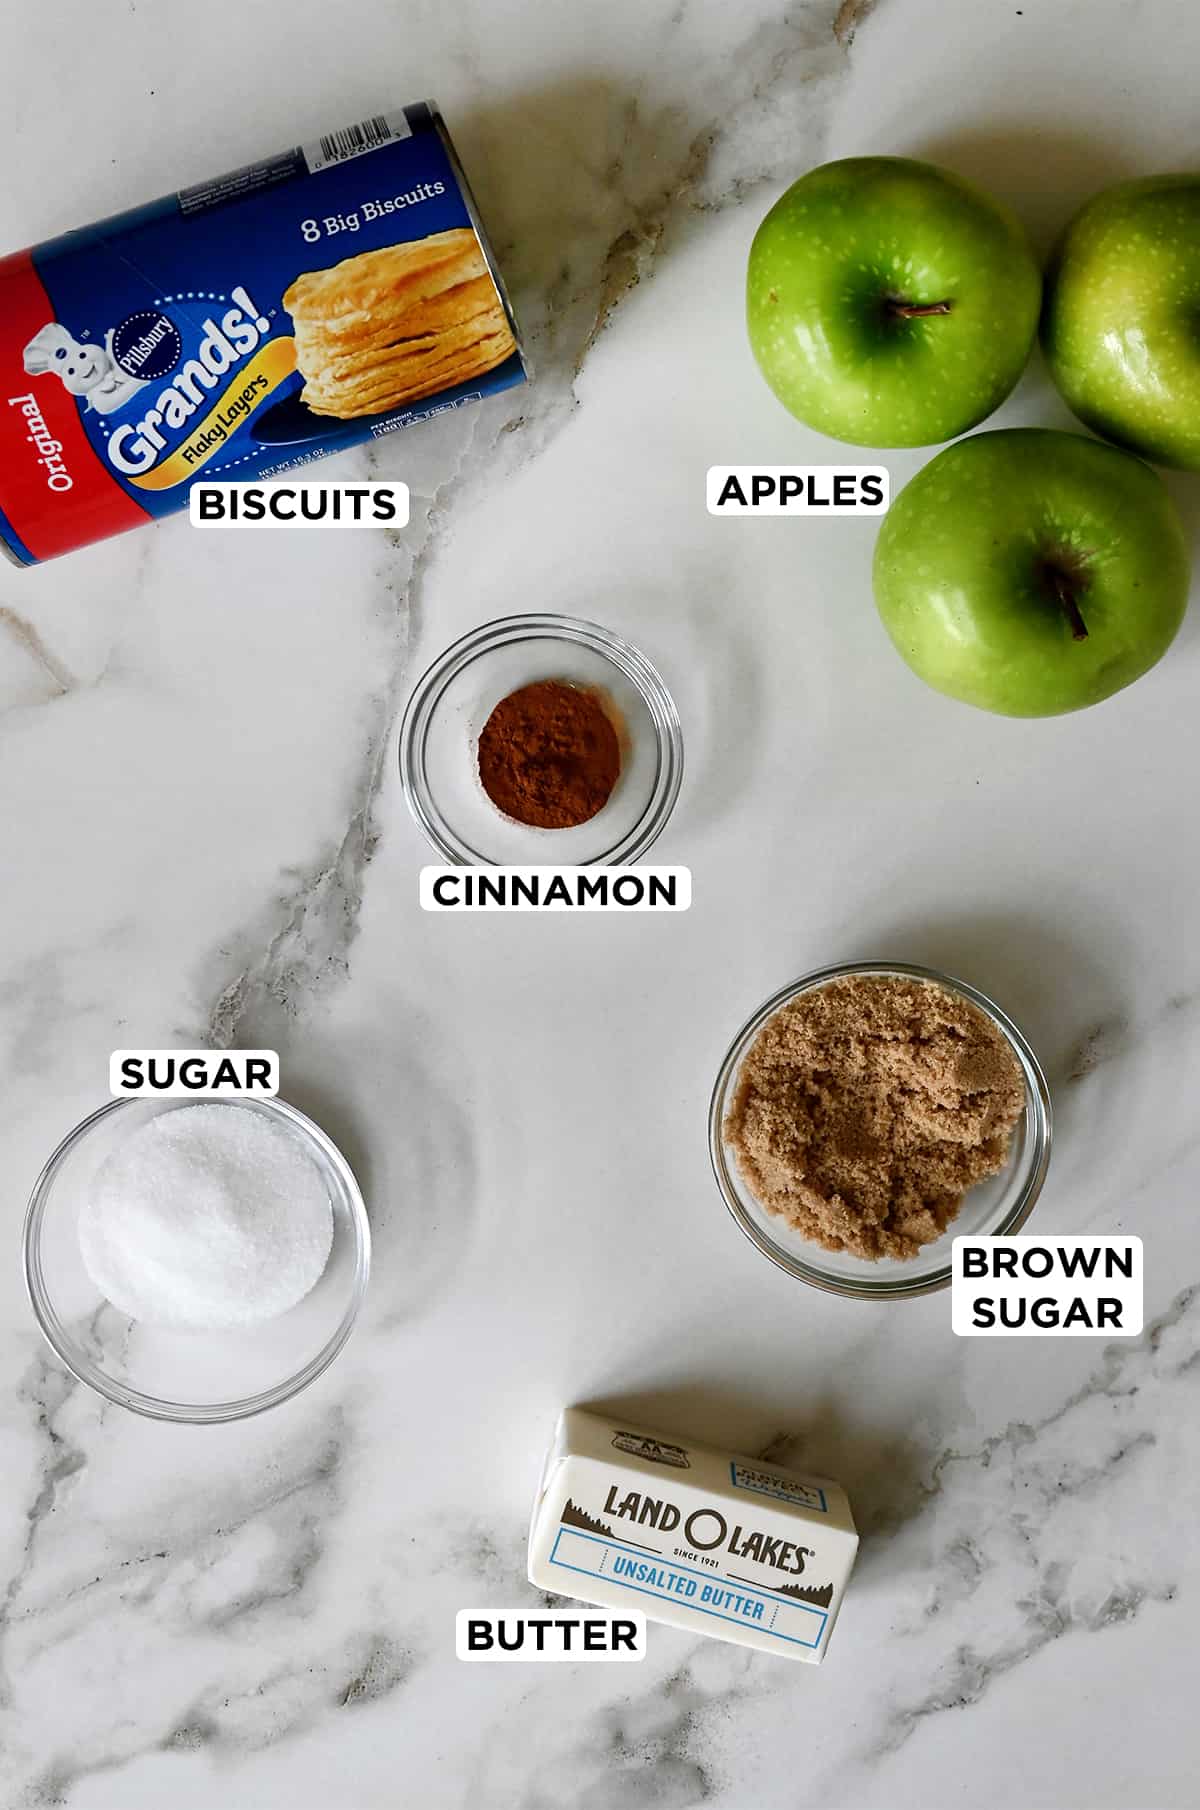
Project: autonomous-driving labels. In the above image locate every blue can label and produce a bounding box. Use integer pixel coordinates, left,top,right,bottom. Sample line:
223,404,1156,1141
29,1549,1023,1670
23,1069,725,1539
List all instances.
0,102,524,564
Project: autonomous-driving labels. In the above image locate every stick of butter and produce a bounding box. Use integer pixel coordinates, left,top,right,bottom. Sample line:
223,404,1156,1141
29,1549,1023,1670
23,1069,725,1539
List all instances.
527,1407,858,1663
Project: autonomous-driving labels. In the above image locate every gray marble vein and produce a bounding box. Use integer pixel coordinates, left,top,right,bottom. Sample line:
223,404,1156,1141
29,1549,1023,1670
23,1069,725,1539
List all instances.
0,609,74,699
814,1285,1198,1798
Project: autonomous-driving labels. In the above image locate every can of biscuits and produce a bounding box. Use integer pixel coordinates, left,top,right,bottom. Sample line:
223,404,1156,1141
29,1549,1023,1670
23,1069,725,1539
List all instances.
0,102,525,566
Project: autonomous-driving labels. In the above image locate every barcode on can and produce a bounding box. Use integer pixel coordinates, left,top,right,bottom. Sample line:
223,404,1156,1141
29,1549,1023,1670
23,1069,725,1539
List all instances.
302,111,412,174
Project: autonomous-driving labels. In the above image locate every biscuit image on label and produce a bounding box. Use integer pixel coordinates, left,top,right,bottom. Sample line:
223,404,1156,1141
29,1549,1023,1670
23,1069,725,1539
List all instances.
282,228,516,419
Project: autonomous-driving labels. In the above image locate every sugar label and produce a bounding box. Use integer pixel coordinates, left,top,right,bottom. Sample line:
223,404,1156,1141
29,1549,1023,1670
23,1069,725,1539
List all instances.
110,1050,280,1098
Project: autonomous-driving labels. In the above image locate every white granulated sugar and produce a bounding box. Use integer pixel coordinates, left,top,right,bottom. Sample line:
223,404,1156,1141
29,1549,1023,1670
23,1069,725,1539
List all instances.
79,1104,334,1330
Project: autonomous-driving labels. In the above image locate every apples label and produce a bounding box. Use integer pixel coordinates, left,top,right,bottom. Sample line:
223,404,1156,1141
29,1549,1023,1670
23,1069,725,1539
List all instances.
707,465,889,516
951,1236,1143,1336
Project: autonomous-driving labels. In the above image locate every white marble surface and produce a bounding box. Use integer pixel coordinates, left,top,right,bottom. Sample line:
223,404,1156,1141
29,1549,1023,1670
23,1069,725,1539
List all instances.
2,1,1200,1805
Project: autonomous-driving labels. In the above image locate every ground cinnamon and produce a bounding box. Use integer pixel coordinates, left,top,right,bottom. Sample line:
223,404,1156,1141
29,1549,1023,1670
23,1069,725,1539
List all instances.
477,679,621,829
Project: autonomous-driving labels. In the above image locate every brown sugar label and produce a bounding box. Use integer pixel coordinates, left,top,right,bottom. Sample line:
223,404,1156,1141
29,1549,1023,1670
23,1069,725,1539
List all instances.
952,1236,1143,1335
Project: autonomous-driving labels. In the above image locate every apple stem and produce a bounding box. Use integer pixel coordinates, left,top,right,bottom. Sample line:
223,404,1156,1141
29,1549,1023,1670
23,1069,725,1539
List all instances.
1048,567,1089,641
885,298,953,319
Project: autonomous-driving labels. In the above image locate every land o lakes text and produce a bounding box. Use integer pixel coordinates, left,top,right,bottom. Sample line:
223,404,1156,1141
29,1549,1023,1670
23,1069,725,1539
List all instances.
602,1483,816,1575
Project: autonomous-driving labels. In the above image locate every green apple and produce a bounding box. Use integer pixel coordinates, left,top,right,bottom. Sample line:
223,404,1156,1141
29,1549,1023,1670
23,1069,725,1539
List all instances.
873,429,1189,716
1043,174,1200,469
746,157,1041,447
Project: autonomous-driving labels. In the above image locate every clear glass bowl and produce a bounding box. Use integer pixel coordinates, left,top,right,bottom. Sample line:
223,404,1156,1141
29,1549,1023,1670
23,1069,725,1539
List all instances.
709,961,1052,1300
23,1096,370,1422
398,613,684,865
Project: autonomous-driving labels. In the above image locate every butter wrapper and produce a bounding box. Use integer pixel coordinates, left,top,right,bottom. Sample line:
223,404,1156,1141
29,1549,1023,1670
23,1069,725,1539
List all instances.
527,1408,858,1663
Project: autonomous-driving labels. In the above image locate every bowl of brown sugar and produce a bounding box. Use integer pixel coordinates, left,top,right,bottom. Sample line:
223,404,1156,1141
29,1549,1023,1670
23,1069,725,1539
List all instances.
709,961,1052,1299
398,614,683,865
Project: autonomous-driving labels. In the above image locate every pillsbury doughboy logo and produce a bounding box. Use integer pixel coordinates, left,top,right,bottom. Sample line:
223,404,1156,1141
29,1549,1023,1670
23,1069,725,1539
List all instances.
22,321,147,417
22,308,185,419
22,286,283,483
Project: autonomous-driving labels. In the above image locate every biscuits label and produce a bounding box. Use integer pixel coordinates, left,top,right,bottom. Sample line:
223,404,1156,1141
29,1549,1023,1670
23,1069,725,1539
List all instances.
189,479,409,528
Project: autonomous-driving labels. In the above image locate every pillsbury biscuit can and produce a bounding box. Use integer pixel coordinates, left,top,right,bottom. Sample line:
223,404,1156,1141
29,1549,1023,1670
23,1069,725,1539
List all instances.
0,103,525,566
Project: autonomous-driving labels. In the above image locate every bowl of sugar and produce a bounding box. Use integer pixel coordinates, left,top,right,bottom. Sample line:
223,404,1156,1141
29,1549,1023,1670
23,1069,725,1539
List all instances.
23,1097,369,1422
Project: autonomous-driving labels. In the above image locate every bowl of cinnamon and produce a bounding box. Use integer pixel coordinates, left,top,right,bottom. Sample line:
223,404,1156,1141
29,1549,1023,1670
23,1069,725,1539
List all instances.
398,613,683,866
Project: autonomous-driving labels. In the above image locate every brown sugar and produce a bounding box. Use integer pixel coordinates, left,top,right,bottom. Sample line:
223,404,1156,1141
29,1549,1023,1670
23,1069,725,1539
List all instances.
477,679,621,829
725,974,1026,1261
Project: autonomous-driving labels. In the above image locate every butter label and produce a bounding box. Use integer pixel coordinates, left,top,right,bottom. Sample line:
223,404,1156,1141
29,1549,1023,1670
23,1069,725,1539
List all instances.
528,1409,857,1664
